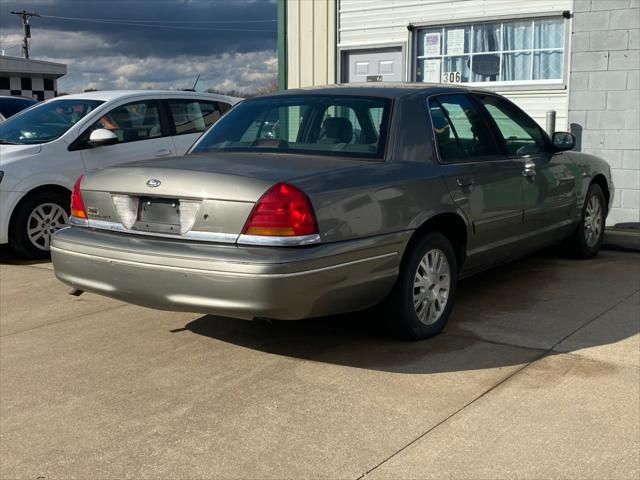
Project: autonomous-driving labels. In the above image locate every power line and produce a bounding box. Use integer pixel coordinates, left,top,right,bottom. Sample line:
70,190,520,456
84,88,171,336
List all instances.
39,15,276,24
37,14,277,32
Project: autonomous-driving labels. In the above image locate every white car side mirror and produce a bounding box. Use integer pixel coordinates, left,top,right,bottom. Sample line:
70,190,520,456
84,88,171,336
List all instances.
88,128,118,147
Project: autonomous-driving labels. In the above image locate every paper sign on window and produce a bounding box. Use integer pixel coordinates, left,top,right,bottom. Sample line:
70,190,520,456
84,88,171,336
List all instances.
424,59,441,83
447,29,465,55
424,33,441,56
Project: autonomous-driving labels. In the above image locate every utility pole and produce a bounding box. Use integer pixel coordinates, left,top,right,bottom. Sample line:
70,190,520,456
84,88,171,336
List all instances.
10,10,39,59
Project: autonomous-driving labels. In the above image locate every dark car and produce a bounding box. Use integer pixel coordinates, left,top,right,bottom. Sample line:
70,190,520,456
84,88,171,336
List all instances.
0,96,37,122
51,84,614,340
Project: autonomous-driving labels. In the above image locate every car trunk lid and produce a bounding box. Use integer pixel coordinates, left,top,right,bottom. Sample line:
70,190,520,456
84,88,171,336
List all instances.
78,152,366,241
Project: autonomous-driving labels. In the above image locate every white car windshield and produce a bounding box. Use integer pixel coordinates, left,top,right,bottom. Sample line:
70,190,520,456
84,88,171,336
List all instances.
0,99,103,145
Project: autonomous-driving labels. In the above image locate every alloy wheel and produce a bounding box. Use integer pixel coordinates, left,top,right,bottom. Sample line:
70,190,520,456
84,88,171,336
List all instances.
27,203,69,251
584,194,603,248
412,248,451,325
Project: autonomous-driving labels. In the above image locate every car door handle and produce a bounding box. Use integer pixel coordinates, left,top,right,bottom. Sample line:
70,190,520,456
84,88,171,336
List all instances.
522,162,536,182
456,177,475,192
154,149,172,157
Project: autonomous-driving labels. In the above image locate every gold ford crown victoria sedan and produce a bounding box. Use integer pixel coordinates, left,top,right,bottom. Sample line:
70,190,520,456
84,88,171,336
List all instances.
51,84,614,339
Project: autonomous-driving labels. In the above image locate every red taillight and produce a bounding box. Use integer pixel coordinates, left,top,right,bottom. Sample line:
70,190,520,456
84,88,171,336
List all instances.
242,182,318,237
70,175,87,219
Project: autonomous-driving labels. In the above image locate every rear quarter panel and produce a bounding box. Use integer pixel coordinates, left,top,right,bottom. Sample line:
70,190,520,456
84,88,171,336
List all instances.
567,151,614,213
293,161,463,244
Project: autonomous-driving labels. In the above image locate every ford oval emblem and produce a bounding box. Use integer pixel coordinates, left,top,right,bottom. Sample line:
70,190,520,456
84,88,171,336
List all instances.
146,179,161,188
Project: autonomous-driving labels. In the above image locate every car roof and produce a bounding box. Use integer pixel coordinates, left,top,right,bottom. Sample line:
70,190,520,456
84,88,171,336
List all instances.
49,90,242,103
262,82,490,99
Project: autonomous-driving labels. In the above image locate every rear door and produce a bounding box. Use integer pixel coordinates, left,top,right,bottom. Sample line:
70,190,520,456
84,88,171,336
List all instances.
166,99,225,154
78,99,176,172
475,94,577,242
428,93,524,267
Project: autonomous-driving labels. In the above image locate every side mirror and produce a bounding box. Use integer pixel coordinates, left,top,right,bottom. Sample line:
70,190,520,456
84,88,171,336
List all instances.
87,128,118,147
552,131,575,151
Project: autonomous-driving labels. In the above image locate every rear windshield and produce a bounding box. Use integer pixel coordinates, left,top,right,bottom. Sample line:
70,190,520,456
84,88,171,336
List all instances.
191,95,391,159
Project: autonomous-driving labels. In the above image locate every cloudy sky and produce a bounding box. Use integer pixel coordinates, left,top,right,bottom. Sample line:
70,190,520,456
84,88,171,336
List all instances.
0,0,277,93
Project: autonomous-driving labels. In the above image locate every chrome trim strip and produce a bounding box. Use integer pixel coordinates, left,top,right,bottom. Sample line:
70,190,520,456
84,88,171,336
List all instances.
70,216,89,227
81,219,238,243
183,230,238,243
50,246,398,278
237,233,322,246
76,218,321,247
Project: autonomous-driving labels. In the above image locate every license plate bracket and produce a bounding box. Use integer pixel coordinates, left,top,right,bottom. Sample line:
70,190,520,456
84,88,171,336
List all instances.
133,197,180,234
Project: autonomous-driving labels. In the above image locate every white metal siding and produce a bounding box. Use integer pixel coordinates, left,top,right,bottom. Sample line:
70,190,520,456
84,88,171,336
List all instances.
337,0,572,130
496,90,569,130
338,0,572,47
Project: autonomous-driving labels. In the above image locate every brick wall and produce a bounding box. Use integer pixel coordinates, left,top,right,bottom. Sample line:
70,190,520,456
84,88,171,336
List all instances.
570,0,639,226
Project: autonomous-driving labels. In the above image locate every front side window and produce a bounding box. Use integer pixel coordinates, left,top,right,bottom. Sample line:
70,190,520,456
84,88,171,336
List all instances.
477,95,547,156
82,100,162,144
428,94,500,162
168,99,222,135
192,95,390,159
0,99,103,145
416,17,565,84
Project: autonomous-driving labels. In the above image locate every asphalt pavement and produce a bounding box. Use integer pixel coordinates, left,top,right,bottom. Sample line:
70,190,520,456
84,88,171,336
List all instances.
1,246,638,479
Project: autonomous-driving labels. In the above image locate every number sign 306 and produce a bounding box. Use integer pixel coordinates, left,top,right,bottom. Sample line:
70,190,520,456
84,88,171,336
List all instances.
442,72,462,84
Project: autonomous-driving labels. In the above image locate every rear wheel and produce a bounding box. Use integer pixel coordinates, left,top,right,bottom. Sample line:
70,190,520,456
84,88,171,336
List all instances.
386,232,458,340
10,191,70,259
568,183,606,259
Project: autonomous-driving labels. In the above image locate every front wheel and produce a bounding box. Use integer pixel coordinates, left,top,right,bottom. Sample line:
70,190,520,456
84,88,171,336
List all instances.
9,191,70,259
385,232,458,340
567,183,606,259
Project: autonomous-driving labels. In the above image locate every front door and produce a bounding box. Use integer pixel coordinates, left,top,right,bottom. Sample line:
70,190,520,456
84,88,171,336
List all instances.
428,94,524,269
475,94,577,242
343,47,404,83
78,99,176,173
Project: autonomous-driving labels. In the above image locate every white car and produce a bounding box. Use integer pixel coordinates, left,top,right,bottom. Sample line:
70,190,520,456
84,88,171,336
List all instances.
0,90,241,258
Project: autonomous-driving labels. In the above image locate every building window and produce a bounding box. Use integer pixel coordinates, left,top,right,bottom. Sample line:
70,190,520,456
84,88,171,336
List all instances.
21,77,32,90
0,77,9,90
415,17,565,85
44,78,54,91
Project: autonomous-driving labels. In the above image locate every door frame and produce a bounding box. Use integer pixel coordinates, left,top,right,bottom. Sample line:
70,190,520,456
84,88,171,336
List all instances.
338,43,407,83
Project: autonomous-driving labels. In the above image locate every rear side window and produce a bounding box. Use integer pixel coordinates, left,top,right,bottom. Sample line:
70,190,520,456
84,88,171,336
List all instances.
192,95,391,159
477,95,547,156
83,100,162,143
428,94,500,162
168,99,222,135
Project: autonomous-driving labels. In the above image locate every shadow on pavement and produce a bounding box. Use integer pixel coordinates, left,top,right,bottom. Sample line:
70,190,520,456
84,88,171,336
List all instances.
184,248,640,374
0,245,49,266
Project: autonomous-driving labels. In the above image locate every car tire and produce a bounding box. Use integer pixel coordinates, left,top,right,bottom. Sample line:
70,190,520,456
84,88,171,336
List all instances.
9,190,70,259
567,183,606,259
385,232,458,340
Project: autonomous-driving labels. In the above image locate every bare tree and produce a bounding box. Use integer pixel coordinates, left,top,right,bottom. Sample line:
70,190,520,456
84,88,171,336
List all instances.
206,75,279,98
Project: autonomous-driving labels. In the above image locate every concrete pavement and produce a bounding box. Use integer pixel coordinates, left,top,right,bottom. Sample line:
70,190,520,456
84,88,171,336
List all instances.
1,246,638,479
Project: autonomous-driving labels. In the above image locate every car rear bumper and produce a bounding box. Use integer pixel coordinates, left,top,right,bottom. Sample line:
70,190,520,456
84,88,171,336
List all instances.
51,227,409,320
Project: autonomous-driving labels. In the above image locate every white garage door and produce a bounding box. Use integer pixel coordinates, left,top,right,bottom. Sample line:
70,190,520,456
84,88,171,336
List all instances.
343,47,404,83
